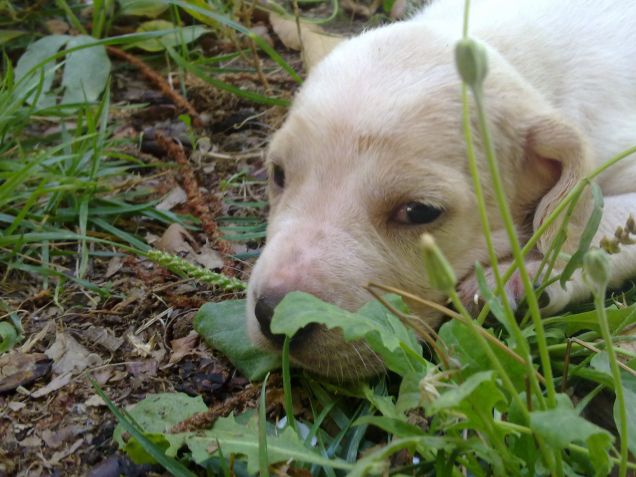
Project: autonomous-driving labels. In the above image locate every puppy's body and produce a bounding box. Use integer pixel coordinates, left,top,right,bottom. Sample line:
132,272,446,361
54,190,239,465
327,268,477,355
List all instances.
247,0,636,379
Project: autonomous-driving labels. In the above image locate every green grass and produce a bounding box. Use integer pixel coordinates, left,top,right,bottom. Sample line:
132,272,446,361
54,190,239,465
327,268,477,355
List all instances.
2,1,636,476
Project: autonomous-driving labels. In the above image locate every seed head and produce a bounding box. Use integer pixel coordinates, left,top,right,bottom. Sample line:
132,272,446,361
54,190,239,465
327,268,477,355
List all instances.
420,233,457,293
455,38,489,89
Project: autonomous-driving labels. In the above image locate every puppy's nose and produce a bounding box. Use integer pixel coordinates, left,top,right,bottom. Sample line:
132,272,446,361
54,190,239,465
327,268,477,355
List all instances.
254,292,317,348
255,294,285,346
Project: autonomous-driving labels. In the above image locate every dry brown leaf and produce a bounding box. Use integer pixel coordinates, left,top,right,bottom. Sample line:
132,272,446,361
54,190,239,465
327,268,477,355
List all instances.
48,438,84,466
7,401,26,412
41,425,85,449
156,223,224,270
84,326,124,353
104,255,124,279
156,223,196,255
31,372,72,398
168,330,199,365
125,360,158,377
156,186,187,211
45,332,102,375
85,394,107,407
19,435,43,448
269,13,344,70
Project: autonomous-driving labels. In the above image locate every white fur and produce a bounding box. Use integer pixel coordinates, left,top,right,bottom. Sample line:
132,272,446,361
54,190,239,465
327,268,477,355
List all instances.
247,0,636,380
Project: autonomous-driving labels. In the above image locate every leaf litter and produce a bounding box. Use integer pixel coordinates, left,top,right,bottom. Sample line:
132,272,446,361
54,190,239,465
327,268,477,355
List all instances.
0,6,307,474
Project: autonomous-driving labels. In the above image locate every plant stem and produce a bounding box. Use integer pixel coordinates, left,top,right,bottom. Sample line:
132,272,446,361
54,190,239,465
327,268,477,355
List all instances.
472,88,557,404
460,84,546,407
593,288,629,477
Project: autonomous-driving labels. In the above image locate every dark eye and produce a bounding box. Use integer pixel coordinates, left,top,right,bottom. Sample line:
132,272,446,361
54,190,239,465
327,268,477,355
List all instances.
271,164,285,189
392,202,443,225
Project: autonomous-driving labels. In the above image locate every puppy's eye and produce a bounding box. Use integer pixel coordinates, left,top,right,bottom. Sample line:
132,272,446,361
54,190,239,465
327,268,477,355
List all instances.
392,202,443,225
271,164,285,189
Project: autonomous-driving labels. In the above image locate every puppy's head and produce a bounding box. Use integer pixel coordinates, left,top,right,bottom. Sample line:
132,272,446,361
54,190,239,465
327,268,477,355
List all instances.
247,23,593,380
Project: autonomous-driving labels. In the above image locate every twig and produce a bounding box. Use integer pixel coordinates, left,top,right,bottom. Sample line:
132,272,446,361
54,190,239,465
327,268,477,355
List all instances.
154,132,235,274
170,374,282,432
106,46,203,128
561,339,573,392
571,337,636,378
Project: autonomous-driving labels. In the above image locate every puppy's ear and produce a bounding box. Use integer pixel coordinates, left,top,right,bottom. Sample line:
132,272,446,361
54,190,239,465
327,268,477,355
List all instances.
269,13,345,70
524,116,594,255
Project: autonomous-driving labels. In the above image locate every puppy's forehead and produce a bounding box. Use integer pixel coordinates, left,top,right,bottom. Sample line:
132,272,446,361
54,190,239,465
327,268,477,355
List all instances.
269,22,461,167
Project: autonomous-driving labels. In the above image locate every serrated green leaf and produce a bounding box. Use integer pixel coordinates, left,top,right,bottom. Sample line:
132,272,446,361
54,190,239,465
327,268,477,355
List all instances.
124,433,171,465
438,319,526,388
427,371,503,415
194,300,281,381
186,413,352,474
544,304,636,335
529,398,613,476
61,35,110,104
474,262,513,336
93,384,197,477
113,392,207,452
396,370,424,413
270,292,425,376
353,415,423,437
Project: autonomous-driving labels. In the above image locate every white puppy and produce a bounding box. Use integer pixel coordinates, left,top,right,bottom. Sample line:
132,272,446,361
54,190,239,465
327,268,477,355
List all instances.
247,0,636,380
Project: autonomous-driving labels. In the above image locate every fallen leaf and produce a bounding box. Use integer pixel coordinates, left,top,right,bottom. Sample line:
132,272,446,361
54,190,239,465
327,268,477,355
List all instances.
156,186,187,211
85,394,107,407
251,24,274,47
168,331,199,365
84,326,124,353
155,223,196,255
31,372,72,398
340,0,381,17
269,13,344,70
49,438,83,465
0,352,51,393
92,367,114,385
45,332,102,375
20,320,54,353
125,360,158,377
105,256,124,278
41,425,85,449
44,19,70,35
127,332,154,358
156,223,223,270
193,247,224,270
19,435,42,448
8,401,26,411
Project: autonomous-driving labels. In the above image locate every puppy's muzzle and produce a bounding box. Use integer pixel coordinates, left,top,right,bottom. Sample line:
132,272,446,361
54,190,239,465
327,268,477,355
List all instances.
254,290,318,348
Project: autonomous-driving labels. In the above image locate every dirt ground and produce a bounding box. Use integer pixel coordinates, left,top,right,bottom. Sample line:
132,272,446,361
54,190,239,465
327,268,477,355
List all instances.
0,42,302,476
